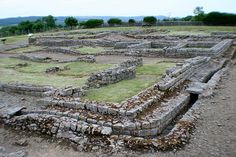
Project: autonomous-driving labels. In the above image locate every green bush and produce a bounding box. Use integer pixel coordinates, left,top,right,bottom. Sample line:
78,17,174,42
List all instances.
143,16,157,26
128,19,136,25
83,19,104,28
64,17,78,29
107,18,122,26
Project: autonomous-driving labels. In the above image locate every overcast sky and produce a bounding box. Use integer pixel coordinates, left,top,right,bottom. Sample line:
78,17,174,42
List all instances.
0,0,236,18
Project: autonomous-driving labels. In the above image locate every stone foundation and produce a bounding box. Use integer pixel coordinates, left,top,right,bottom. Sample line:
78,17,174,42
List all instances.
0,83,53,97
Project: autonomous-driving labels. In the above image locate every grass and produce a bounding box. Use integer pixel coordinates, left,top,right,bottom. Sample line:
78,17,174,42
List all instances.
58,62,114,77
81,26,236,33
34,26,236,39
84,62,175,103
1,35,27,44
0,67,86,88
75,46,105,54
4,46,43,54
0,58,114,88
137,62,176,75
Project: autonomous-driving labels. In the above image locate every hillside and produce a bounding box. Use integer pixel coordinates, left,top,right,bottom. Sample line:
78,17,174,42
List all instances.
0,16,167,26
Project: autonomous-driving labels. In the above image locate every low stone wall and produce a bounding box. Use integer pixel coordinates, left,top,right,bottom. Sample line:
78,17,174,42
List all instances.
210,39,233,56
86,58,142,88
59,55,96,63
12,55,52,63
0,83,53,97
86,66,136,88
114,41,140,49
104,39,231,58
35,38,116,47
45,47,79,55
128,42,152,49
43,86,85,98
5,113,112,138
76,55,96,63
119,57,143,67
158,57,210,91
105,48,165,57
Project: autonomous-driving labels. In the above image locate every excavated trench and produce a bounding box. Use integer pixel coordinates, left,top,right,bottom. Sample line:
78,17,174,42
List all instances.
160,60,228,136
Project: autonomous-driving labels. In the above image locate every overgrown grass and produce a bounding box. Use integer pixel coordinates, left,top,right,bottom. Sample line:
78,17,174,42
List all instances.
85,62,175,103
0,58,114,88
75,46,105,54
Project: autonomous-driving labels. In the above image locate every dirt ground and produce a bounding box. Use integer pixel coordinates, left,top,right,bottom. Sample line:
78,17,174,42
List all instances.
0,61,236,157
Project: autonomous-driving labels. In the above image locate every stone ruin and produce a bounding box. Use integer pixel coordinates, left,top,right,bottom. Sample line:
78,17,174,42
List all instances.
86,58,142,88
1,29,236,152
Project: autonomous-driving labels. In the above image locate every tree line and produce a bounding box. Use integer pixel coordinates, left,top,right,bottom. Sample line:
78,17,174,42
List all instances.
1,7,236,37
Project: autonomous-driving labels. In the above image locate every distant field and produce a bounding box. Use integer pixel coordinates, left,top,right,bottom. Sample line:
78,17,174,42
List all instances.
35,26,236,37
81,26,236,34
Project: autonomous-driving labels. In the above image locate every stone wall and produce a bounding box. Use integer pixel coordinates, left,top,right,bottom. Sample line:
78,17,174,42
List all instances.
34,38,116,47
158,57,210,91
86,58,142,88
210,39,233,56
119,57,143,67
105,39,232,58
45,47,79,55
86,66,136,88
12,55,52,63
0,83,53,97
43,86,85,98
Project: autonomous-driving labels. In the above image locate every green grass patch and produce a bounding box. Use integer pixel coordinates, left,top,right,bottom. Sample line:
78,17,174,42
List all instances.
85,75,157,103
1,35,27,44
84,62,175,103
58,62,114,77
137,62,175,75
75,46,105,54
0,67,86,88
0,57,115,88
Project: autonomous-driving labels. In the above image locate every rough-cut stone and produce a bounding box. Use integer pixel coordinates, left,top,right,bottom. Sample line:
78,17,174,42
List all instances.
186,82,208,94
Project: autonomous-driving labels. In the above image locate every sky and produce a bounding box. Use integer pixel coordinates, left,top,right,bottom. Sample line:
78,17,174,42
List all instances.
0,0,236,19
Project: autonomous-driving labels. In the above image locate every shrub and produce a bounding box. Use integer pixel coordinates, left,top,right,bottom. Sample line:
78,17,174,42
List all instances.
107,18,122,26
64,17,78,29
128,19,136,25
84,19,104,28
143,16,157,26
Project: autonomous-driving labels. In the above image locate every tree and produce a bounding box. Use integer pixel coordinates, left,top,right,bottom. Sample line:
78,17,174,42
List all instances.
83,19,104,28
65,17,78,29
143,16,157,26
18,21,33,34
32,20,44,32
193,6,205,21
128,19,136,26
42,15,56,29
181,16,193,21
107,18,122,26
203,12,236,25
